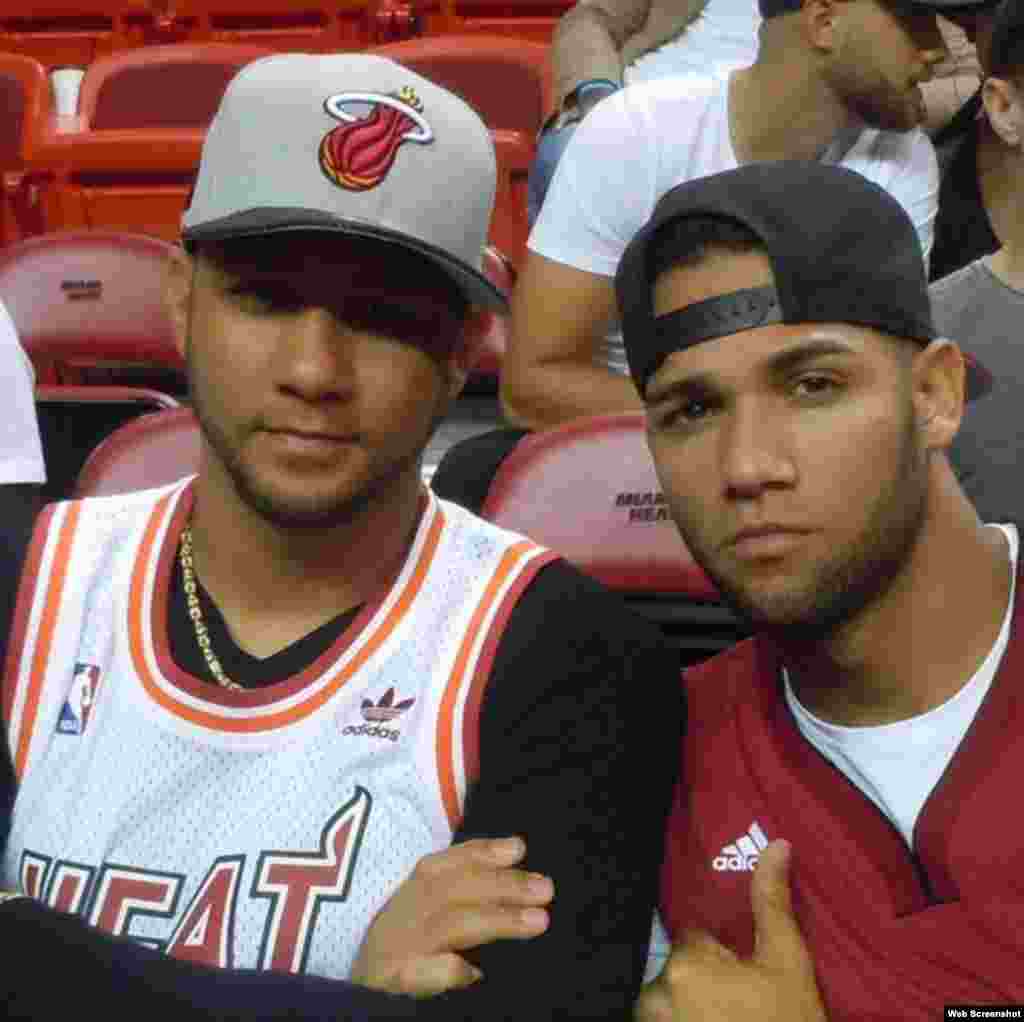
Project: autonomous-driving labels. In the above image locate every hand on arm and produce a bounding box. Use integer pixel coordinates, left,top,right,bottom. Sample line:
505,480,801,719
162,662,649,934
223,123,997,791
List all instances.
636,841,827,1022
351,837,552,998
350,566,682,1020
922,16,981,137
421,565,682,1020
501,253,643,430
552,0,711,110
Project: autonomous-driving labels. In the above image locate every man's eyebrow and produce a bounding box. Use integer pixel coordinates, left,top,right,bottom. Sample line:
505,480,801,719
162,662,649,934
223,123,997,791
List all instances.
764,338,857,375
646,338,858,404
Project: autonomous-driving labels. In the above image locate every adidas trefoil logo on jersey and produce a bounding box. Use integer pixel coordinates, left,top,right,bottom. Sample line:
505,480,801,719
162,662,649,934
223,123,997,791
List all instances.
712,822,769,872
56,663,102,736
342,688,415,742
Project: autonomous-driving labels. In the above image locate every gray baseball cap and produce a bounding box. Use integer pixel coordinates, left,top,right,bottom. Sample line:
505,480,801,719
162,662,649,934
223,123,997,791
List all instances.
182,52,506,310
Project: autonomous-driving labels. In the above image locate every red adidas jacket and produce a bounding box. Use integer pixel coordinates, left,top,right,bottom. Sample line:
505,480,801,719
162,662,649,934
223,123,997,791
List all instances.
660,557,1024,1020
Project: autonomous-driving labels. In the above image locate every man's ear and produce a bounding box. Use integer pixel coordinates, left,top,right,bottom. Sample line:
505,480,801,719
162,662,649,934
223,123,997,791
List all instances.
982,75,1024,150
801,0,846,53
164,245,195,362
444,307,491,400
912,339,966,451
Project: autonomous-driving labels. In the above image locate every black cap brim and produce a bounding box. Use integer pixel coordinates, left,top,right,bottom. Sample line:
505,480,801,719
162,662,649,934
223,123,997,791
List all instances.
182,207,509,313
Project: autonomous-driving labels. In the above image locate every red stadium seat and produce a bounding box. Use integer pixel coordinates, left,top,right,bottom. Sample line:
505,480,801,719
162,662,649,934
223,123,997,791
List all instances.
0,2,154,69
0,53,54,244
77,42,274,128
23,44,272,240
75,405,200,497
367,35,553,265
481,413,749,665
0,231,183,385
152,0,369,49
422,0,575,43
36,383,180,500
369,33,553,132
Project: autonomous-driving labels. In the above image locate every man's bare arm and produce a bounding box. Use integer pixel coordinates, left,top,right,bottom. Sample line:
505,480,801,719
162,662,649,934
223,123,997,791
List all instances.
552,0,710,108
501,253,642,430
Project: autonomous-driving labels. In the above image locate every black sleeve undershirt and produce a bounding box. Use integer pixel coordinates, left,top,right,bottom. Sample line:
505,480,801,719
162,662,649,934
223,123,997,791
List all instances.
0,510,684,1020
438,559,684,1021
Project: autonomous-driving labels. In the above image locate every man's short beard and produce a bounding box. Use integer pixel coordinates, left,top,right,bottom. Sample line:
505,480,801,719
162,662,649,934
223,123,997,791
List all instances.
676,401,929,643
187,345,446,533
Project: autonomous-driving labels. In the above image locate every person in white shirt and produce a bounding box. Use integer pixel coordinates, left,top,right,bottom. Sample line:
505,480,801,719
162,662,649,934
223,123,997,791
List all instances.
502,0,961,433
531,0,982,223
0,298,45,543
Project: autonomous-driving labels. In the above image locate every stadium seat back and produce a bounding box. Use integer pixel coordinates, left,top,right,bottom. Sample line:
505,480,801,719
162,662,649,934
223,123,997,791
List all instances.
481,414,749,665
0,53,52,243
75,405,200,497
154,0,364,49
369,34,552,133
420,0,575,43
36,384,180,501
78,43,275,128
0,231,183,381
368,35,552,265
35,44,273,239
0,2,151,68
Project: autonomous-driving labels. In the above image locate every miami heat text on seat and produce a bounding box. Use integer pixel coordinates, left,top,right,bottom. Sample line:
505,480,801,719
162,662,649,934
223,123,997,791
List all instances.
0,231,183,385
481,413,750,665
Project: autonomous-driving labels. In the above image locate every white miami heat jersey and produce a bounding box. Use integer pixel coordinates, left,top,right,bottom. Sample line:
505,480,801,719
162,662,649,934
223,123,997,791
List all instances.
2,479,555,977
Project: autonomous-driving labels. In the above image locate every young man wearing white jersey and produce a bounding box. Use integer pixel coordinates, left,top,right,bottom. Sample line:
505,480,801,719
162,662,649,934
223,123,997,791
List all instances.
0,54,681,1019
501,0,974,435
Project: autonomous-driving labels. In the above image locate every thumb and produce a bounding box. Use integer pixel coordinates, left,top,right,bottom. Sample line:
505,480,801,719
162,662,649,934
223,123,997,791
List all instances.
397,953,484,999
751,839,804,966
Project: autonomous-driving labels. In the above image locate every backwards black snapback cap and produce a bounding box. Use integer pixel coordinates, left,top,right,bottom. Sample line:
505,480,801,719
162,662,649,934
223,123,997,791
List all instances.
990,0,1024,78
615,161,992,401
759,0,999,17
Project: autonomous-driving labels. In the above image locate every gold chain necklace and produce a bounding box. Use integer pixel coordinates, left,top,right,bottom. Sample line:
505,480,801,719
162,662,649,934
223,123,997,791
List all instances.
179,526,244,691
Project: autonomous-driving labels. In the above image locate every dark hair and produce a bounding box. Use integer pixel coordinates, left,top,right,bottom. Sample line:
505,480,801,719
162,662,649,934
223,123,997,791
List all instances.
197,233,468,318
647,215,764,283
758,0,803,19
989,0,1024,78
194,232,471,359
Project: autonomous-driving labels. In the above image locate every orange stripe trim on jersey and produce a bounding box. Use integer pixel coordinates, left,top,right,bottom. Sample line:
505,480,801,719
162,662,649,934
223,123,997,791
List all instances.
129,502,446,733
436,540,542,830
460,549,559,792
127,490,177,710
13,502,83,780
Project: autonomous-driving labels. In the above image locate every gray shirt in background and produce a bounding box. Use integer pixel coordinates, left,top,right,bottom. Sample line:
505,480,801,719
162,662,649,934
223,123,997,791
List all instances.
929,257,1024,522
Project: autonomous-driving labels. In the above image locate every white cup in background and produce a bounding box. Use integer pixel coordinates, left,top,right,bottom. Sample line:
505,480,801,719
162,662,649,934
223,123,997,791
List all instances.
49,67,86,118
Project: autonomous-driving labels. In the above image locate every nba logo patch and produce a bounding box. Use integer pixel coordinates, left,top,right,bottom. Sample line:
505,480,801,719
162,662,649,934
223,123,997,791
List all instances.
57,663,102,736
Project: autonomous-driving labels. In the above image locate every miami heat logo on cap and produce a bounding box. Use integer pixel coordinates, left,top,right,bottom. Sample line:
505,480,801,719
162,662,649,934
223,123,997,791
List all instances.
319,86,433,192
